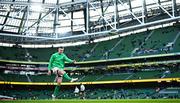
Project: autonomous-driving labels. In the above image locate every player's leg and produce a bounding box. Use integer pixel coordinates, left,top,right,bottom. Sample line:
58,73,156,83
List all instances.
52,85,59,99
82,91,85,99
57,69,78,82
52,68,62,99
52,76,62,99
56,71,63,85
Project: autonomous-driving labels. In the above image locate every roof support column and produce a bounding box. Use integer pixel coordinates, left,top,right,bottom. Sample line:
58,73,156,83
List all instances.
172,0,177,17
53,0,59,35
128,0,133,20
86,0,89,34
114,0,118,29
142,0,147,23
71,0,74,32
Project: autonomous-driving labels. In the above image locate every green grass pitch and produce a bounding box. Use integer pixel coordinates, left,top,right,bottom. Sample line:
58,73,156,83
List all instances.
0,99,180,103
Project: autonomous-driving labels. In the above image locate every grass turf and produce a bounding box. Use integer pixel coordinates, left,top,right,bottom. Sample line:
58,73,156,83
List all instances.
0,99,180,103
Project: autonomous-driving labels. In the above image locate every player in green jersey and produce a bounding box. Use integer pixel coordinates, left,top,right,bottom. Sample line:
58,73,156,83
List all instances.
47,47,78,99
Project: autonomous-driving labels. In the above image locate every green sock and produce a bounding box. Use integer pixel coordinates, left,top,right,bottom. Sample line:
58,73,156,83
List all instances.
53,85,60,97
63,73,72,81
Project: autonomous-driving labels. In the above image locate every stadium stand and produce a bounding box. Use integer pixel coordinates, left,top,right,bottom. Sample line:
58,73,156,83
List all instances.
0,25,179,62
0,65,179,82
1,86,180,99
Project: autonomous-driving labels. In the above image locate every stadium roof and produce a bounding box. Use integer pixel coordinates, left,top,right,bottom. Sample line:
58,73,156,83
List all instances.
0,0,180,46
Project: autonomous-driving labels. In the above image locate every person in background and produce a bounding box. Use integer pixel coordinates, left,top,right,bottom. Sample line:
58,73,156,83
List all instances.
80,83,85,99
74,86,80,97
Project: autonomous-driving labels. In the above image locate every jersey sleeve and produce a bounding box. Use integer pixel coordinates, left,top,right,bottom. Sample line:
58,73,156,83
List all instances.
48,54,54,70
64,54,73,63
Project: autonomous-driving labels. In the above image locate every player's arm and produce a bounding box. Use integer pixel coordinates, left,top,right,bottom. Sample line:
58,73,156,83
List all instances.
64,54,76,71
47,54,54,75
64,54,75,63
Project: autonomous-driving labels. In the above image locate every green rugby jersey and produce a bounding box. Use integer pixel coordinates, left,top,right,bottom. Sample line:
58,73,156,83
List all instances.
48,52,73,70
